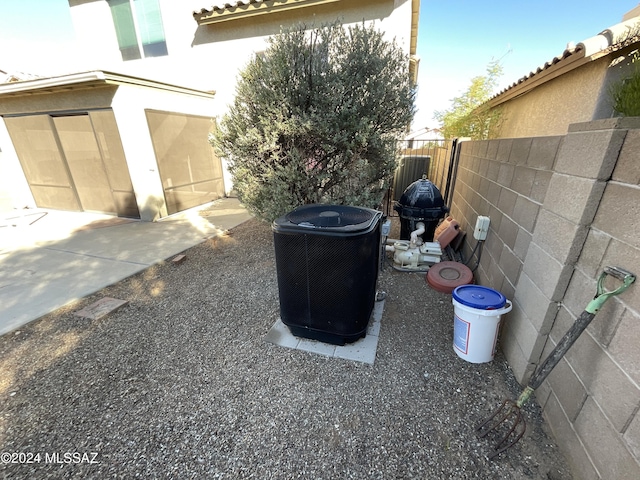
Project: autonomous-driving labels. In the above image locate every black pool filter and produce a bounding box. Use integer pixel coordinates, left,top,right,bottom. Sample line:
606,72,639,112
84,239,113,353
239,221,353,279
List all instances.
272,204,382,345
394,177,448,241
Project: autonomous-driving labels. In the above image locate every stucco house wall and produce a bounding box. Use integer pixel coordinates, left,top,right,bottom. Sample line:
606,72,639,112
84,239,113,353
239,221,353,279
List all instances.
67,0,417,113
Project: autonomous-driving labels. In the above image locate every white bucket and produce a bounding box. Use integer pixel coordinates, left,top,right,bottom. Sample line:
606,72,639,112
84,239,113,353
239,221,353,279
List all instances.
452,289,512,363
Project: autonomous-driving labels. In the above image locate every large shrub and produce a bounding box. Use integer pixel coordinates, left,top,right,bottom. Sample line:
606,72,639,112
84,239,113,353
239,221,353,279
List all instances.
212,22,416,221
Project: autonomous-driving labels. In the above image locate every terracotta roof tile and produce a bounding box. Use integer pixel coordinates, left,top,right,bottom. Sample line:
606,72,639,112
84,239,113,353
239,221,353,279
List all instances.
492,16,640,100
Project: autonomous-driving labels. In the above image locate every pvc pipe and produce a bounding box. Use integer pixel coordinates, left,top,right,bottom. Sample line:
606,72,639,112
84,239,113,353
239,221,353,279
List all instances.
410,222,425,247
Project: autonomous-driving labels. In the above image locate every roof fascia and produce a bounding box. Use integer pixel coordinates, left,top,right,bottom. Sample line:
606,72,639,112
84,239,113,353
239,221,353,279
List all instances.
194,0,341,25
0,71,216,98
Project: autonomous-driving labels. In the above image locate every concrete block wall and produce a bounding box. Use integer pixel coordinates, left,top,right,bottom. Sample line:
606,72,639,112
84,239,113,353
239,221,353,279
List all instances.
449,118,640,479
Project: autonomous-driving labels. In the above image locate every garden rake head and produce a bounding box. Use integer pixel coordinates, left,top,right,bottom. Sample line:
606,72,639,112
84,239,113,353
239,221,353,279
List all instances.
475,387,532,460
475,266,635,460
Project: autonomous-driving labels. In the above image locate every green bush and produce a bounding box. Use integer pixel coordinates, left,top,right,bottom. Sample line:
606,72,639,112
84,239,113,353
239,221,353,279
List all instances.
610,64,640,117
212,22,416,221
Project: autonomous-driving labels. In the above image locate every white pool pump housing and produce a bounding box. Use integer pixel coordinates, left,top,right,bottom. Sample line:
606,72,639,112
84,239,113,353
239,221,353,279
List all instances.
384,221,443,271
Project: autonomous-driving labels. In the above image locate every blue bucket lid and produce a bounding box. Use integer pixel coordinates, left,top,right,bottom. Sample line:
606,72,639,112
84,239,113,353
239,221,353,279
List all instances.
452,285,506,309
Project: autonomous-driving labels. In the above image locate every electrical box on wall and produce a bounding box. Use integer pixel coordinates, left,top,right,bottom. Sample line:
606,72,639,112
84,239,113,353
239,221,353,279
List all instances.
474,216,490,240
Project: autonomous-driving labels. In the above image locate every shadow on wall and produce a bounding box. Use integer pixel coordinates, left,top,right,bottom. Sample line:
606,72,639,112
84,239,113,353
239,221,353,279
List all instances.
191,0,394,46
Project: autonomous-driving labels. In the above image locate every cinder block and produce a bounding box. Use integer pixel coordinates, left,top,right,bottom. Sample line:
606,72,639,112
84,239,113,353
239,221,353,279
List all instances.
498,215,519,250
487,256,505,290
488,205,503,234
476,140,489,159
527,135,562,170
485,181,501,205
568,117,640,132
566,329,640,433
544,340,588,422
562,268,596,319
496,138,513,163
592,182,640,250
532,209,588,265
497,188,517,217
478,157,489,177
479,177,490,199
575,397,640,479
509,137,532,165
471,155,480,173
513,227,532,261
577,228,611,278
543,393,599,480
465,141,476,156
609,308,640,385
500,276,516,300
513,272,558,334
624,412,640,460
500,324,535,384
499,244,522,286
502,301,547,362
497,163,515,186
484,232,503,268
512,196,539,233
548,306,575,346
555,129,626,180
543,174,606,225
598,240,640,314
486,139,499,159
510,166,536,196
523,242,570,301
530,169,553,203
591,295,627,347
486,159,500,180
612,128,640,184
471,171,481,190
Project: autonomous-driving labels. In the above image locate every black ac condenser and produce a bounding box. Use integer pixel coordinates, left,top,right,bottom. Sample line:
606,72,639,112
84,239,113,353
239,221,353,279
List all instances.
272,204,382,345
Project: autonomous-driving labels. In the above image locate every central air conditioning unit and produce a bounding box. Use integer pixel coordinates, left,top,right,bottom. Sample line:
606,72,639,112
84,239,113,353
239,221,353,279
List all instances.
272,204,383,345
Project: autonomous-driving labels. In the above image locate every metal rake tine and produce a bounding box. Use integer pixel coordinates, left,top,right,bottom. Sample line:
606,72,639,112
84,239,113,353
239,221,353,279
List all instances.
488,409,526,459
476,399,516,438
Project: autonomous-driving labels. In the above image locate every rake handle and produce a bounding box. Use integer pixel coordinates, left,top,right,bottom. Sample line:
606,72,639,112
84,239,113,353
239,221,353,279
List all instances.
527,310,595,391
527,266,635,392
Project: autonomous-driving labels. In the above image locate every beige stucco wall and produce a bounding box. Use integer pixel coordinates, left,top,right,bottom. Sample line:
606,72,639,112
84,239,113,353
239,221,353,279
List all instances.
68,0,414,114
495,58,610,138
110,83,219,220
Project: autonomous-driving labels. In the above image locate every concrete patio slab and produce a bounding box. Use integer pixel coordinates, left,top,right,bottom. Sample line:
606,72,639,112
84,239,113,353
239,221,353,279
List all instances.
0,197,252,336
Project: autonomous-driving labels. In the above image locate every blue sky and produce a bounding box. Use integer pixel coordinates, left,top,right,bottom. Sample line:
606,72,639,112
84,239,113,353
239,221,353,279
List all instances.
415,0,639,128
1,0,638,129
0,0,76,74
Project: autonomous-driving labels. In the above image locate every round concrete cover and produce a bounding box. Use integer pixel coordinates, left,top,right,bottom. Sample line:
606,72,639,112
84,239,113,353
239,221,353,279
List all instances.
426,261,474,294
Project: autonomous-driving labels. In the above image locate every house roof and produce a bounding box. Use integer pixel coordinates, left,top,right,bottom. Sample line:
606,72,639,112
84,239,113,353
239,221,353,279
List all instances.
0,69,41,84
193,0,341,24
488,15,640,107
0,71,216,98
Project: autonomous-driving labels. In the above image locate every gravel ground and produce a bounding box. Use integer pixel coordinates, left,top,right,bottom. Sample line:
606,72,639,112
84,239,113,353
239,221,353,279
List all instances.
0,217,573,479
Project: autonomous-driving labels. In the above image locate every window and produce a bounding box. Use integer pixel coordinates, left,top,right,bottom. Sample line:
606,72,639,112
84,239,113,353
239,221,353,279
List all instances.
108,0,168,61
